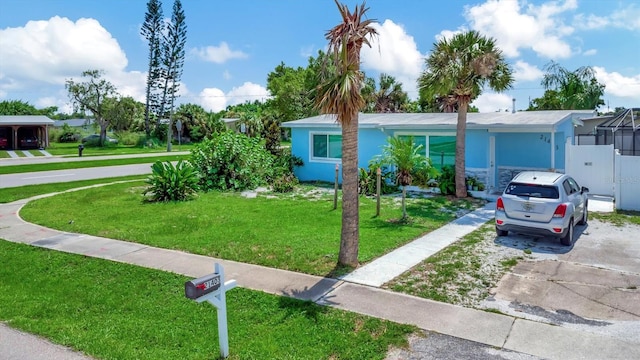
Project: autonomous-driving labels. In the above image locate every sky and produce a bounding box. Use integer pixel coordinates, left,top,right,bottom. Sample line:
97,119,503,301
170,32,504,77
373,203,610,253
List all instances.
1,0,639,115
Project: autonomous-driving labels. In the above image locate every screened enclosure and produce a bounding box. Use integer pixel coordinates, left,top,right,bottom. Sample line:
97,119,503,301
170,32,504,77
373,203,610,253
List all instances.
596,108,640,156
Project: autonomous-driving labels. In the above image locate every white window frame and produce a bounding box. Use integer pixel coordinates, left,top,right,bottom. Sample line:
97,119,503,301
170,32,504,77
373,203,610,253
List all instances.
309,131,342,163
393,131,456,160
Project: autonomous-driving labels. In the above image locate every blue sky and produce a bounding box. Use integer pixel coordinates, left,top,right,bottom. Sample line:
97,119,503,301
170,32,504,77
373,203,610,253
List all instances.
1,0,639,114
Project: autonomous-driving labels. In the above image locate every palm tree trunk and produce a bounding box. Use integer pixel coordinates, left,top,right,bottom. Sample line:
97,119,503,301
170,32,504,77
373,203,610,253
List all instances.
402,185,407,220
455,101,469,198
338,115,359,267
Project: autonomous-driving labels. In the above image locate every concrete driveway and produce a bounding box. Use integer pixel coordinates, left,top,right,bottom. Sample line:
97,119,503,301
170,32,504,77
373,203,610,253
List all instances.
482,218,640,343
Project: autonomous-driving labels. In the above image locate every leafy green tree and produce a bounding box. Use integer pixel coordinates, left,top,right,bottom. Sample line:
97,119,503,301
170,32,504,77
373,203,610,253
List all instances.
159,0,187,151
141,0,164,137
315,0,377,268
0,100,39,115
418,30,513,198
104,96,145,132
362,73,409,113
65,70,118,146
174,103,222,142
267,63,315,122
375,137,437,220
529,61,605,110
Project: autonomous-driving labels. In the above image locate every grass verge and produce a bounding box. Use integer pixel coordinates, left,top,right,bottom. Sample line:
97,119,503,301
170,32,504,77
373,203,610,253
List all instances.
591,210,640,226
0,241,414,359
385,223,522,307
0,154,189,174
20,183,481,276
0,175,146,203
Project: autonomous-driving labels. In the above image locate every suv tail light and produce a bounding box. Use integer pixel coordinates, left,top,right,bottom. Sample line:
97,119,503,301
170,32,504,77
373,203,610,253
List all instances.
496,197,505,212
553,204,567,218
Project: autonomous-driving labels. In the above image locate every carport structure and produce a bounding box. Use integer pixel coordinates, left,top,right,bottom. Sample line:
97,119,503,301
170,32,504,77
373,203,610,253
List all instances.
0,115,54,149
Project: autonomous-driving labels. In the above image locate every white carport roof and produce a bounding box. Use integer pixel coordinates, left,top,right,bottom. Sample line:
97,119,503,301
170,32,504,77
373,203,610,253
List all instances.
0,115,55,125
282,110,595,132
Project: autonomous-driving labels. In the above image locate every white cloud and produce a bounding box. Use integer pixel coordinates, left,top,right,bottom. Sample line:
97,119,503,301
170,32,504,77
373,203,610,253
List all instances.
574,4,640,31
593,67,640,99
513,61,543,82
227,82,270,106
464,0,575,59
199,87,227,113
198,82,270,112
222,70,232,80
191,42,248,64
573,13,609,30
583,49,597,56
361,19,425,99
471,92,514,113
0,16,148,113
0,16,128,85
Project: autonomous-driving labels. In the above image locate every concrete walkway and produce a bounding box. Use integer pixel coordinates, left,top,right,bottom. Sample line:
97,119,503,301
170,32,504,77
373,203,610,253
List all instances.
0,194,635,359
342,203,495,287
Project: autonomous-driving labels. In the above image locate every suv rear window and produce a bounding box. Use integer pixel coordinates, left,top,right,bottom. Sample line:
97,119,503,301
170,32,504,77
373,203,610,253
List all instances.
505,183,559,199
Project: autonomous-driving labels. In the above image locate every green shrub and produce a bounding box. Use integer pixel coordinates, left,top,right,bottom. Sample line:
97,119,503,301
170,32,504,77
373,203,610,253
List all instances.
115,131,144,146
359,161,398,196
272,173,299,193
57,123,81,143
437,165,456,195
143,160,199,202
136,136,162,149
190,131,276,191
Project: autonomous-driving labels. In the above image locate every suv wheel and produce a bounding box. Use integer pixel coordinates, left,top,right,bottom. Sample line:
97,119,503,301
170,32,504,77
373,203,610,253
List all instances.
560,220,574,246
578,206,588,225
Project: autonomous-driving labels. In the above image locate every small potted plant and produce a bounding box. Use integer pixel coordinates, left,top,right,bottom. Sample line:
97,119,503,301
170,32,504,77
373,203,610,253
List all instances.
466,176,476,191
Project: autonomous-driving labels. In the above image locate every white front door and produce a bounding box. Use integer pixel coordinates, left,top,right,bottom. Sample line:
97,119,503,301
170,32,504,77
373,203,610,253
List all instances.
489,136,496,191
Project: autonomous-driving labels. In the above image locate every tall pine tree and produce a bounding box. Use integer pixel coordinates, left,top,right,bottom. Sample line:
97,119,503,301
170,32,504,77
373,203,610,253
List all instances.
141,0,164,138
160,0,187,151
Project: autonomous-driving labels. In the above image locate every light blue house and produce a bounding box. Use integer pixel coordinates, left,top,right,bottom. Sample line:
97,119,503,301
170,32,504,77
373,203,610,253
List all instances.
282,110,595,191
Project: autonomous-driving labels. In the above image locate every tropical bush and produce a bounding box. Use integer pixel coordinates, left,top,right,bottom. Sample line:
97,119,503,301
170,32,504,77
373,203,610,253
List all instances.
438,165,456,195
358,161,398,196
190,131,277,191
143,160,199,202
271,173,299,193
56,123,81,143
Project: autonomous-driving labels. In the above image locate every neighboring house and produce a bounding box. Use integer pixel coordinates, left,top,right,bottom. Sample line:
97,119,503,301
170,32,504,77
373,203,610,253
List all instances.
53,118,94,129
0,115,55,149
222,118,241,132
594,108,639,156
282,110,594,192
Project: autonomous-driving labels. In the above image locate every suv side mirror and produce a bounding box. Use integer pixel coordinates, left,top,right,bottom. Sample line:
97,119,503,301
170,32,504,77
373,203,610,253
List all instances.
581,186,589,194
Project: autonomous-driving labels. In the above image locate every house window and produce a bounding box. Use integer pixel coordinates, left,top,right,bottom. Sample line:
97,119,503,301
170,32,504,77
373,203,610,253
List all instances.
397,134,455,171
312,133,342,160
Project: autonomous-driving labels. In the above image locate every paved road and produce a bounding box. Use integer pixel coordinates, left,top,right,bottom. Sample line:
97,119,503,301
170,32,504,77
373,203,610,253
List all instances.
0,163,154,188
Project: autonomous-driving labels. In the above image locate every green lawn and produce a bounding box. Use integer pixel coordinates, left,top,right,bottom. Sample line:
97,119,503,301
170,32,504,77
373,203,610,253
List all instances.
0,154,189,175
0,241,414,359
0,176,146,203
44,142,196,156
20,182,480,275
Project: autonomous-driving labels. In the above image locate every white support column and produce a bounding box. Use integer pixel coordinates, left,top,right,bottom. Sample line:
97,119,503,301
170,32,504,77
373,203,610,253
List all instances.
550,127,556,171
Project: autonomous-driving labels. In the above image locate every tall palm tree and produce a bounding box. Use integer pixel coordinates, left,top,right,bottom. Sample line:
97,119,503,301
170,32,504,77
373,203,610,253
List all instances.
362,73,409,113
418,30,513,198
314,0,377,268
540,61,605,110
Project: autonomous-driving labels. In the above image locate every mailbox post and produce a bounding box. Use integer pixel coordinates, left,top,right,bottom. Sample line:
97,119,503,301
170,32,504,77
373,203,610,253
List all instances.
185,263,237,358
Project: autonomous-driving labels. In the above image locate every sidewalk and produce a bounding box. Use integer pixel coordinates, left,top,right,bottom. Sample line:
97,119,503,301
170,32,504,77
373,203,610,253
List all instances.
0,195,636,359
0,151,189,166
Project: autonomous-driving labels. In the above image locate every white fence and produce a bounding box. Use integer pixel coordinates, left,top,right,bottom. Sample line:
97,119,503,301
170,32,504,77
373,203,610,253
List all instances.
615,154,640,211
566,141,640,211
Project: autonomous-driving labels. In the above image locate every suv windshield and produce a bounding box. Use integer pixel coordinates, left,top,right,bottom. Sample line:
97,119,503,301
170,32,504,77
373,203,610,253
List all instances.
505,183,559,199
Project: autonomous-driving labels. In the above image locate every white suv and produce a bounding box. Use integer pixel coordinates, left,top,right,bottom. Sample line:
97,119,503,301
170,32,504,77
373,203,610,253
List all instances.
495,171,589,246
